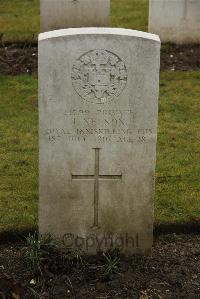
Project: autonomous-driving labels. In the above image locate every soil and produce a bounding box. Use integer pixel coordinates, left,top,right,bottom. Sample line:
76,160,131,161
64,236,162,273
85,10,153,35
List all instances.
0,44,200,76
0,234,199,298
160,44,200,71
0,45,38,76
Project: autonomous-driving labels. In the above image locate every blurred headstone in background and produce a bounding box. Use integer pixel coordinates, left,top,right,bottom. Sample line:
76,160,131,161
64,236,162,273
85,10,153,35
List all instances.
40,0,110,32
149,0,200,44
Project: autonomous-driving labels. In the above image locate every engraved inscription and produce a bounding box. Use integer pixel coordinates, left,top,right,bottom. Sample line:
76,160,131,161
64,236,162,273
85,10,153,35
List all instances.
44,107,154,144
71,49,127,104
72,148,122,227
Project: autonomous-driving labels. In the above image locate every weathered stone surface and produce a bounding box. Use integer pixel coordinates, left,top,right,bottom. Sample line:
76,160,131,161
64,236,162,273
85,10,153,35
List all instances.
149,0,200,44
39,28,160,254
40,0,110,32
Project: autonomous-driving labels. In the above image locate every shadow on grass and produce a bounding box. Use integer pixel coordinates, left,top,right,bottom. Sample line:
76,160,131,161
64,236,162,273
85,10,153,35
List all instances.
0,221,199,244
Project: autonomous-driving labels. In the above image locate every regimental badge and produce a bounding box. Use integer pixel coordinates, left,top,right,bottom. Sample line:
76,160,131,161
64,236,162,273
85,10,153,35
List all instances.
71,49,127,104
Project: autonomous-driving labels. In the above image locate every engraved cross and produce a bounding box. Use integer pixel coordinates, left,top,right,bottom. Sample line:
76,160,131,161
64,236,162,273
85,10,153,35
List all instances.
72,148,122,228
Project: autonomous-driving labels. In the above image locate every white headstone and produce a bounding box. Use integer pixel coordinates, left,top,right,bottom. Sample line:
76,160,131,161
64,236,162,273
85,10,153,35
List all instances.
40,0,110,32
39,28,160,255
149,0,200,44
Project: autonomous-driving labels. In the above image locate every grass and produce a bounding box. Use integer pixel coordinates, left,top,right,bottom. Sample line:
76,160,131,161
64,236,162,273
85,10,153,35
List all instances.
0,0,199,231
0,75,38,231
0,0,148,42
0,0,40,42
0,72,199,231
111,0,148,31
156,72,200,222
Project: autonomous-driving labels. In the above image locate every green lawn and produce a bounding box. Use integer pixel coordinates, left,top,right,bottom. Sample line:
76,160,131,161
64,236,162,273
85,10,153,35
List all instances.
0,0,148,42
156,72,200,223
0,0,199,232
0,0,40,42
0,75,38,231
0,72,199,231
111,0,148,31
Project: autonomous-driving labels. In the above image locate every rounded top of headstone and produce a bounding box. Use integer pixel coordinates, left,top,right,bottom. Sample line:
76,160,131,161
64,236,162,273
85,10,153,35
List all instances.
39,27,160,43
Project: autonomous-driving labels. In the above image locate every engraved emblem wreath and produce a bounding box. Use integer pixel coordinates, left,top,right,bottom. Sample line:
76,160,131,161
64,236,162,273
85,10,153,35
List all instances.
71,49,128,104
